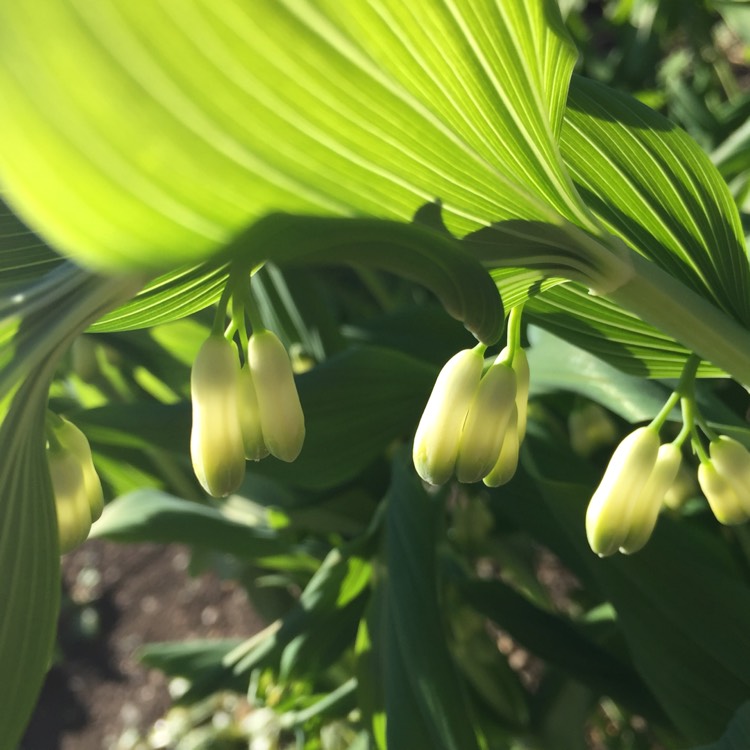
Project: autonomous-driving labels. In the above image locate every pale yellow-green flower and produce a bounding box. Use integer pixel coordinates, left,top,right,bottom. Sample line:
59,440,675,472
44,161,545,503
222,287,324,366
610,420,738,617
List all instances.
47,446,92,554
190,335,246,497
247,330,305,463
238,364,269,462
455,359,516,484
708,436,750,515
585,427,660,557
413,348,483,485
54,417,104,521
618,443,681,554
698,460,749,525
483,404,520,488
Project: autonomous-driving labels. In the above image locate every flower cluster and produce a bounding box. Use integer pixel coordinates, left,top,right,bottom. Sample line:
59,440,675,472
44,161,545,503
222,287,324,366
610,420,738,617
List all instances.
585,427,682,556
697,436,750,524
413,344,529,487
190,330,304,498
46,416,104,554
586,426,750,557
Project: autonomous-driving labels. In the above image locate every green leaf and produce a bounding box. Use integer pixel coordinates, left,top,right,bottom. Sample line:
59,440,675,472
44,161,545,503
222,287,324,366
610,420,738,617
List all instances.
226,542,372,678
562,75,750,325
90,489,292,560
0,0,588,273
520,426,750,744
138,639,246,703
691,702,750,750
380,453,482,750
526,325,674,421
253,345,436,491
0,265,136,748
0,194,61,290
0,380,59,750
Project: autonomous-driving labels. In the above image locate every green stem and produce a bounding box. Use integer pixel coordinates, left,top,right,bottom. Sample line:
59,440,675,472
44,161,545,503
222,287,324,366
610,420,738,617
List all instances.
240,277,266,334
506,305,524,359
606,251,750,387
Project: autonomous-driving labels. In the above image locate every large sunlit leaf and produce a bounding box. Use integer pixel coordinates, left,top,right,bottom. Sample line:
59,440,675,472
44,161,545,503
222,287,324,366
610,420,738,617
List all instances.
91,212,505,345
561,76,750,326
0,0,588,274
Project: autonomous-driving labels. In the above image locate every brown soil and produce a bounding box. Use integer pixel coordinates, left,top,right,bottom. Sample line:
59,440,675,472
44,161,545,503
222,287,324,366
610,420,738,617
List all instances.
21,540,264,750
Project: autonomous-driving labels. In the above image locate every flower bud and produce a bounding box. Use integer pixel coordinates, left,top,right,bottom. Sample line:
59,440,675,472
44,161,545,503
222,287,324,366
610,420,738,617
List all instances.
708,436,750,515
569,402,618,457
47,447,93,553
248,330,305,462
54,417,104,521
585,427,660,557
238,365,269,462
413,348,484,485
483,404,520,487
455,360,516,484
662,462,698,510
619,443,681,554
698,461,749,525
511,347,530,443
190,335,246,497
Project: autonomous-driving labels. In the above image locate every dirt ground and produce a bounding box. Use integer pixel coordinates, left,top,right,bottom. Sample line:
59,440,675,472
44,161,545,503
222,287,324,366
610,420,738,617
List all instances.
21,540,264,750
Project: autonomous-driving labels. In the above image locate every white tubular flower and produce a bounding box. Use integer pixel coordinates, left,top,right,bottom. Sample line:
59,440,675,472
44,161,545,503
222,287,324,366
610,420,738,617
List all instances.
238,364,269,462
585,427,660,557
619,443,682,554
455,359,516,484
483,404,520,488
708,437,750,515
190,335,246,497
248,330,305,462
412,348,484,485
511,347,530,443
698,461,749,525
47,446,92,554
54,417,104,522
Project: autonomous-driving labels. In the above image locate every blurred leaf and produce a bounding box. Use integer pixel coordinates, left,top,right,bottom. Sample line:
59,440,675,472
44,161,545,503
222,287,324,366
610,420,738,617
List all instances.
91,489,293,560
0,194,61,289
139,639,246,703
526,325,673,421
692,702,750,750
226,541,372,679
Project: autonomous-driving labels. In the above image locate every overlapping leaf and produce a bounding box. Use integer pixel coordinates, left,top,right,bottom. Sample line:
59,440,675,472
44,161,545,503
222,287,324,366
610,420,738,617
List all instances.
0,0,586,273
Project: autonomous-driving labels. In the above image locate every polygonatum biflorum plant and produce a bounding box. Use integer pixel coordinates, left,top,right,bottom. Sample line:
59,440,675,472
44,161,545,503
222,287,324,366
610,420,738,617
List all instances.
3,0,750,748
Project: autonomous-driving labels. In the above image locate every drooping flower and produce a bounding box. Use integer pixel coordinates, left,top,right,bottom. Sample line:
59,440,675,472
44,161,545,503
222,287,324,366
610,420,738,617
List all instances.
190,335,246,497
238,364,269,462
698,460,749,525
47,445,92,554
585,427,660,557
53,417,104,521
618,442,681,554
708,436,750,513
412,347,484,485
247,330,305,463
455,358,516,484
483,404,520,488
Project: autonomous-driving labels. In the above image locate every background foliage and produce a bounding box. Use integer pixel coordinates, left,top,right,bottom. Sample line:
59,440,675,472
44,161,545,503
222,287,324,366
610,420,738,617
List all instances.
4,1,750,749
